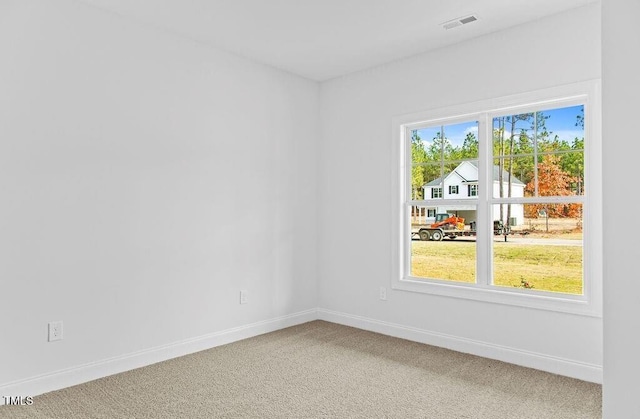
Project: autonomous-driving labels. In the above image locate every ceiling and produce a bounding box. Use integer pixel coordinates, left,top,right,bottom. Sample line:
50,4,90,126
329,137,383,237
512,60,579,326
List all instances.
79,0,597,81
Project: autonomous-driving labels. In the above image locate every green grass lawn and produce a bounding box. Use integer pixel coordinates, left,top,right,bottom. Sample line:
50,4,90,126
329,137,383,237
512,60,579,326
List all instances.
410,240,583,295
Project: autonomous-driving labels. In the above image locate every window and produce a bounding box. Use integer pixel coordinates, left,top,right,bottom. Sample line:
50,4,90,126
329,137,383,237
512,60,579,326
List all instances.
409,120,479,283
391,81,602,316
491,105,586,295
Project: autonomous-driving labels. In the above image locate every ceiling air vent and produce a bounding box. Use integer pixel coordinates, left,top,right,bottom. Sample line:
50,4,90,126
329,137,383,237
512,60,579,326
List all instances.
442,14,478,30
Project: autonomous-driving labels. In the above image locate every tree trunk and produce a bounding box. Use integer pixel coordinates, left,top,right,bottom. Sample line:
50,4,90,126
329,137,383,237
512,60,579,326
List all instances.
498,118,505,222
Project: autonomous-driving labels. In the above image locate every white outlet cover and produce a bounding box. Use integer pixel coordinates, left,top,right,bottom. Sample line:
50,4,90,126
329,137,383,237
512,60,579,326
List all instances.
240,290,248,304
48,321,63,342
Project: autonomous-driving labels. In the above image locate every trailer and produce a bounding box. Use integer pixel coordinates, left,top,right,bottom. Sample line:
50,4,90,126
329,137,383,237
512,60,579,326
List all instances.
412,220,510,241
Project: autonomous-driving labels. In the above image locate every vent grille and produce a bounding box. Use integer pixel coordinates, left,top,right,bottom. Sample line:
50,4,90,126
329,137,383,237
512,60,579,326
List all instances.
459,15,477,24
442,14,478,30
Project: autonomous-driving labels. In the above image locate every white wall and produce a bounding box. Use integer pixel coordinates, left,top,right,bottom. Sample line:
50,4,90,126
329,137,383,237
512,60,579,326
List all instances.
491,183,524,226
1,0,619,405
0,0,319,389
318,4,602,380
602,1,640,417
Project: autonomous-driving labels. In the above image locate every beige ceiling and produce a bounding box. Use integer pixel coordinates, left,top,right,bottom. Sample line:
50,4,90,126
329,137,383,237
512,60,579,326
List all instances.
79,0,598,81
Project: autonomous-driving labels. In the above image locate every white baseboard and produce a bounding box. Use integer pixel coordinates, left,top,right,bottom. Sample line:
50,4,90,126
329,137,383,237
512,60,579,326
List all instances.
1,307,602,397
0,309,318,397
317,308,603,384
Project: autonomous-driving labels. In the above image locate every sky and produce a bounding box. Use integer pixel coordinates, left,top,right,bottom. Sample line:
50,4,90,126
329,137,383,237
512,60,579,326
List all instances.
415,104,584,150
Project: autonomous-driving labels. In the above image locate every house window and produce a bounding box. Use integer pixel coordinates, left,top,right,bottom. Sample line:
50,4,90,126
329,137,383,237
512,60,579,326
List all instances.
427,209,436,218
392,81,601,316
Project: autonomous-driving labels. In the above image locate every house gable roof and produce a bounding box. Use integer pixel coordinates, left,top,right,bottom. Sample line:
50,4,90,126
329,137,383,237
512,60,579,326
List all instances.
423,161,525,188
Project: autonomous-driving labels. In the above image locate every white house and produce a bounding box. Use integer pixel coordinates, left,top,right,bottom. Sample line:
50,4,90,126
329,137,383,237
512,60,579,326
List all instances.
422,161,525,226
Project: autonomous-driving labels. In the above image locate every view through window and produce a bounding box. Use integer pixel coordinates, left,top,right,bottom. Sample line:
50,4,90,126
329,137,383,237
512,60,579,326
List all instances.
491,105,584,294
410,121,478,283
408,104,585,295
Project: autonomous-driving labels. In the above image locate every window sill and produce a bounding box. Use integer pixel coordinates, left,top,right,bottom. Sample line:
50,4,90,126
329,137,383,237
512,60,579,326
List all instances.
393,276,601,317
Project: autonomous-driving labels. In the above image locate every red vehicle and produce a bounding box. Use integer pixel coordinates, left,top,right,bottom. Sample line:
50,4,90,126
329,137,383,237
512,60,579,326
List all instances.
430,214,465,231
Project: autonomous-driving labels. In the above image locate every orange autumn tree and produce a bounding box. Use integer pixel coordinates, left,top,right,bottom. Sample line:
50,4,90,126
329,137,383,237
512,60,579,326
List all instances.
525,154,581,218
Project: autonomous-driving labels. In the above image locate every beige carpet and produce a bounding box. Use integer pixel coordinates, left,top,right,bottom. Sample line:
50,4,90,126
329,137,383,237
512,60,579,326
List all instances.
0,321,601,418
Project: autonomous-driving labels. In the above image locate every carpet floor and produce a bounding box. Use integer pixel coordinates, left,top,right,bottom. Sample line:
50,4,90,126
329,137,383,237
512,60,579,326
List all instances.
0,320,602,418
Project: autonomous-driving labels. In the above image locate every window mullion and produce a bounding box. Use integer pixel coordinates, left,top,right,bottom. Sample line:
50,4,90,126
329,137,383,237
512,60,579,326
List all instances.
477,114,491,287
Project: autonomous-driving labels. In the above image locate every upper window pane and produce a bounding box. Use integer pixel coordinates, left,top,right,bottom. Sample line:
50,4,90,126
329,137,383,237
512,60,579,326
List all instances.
536,152,585,197
492,105,585,198
411,121,479,201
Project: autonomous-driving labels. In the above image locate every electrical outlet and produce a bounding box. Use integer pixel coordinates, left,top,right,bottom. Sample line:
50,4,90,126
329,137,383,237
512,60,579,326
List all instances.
379,287,387,301
48,321,63,342
240,290,248,305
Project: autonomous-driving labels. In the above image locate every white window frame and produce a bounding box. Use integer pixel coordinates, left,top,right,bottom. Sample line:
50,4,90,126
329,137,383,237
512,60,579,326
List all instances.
390,80,602,317
449,185,459,195
431,187,443,198
468,184,478,197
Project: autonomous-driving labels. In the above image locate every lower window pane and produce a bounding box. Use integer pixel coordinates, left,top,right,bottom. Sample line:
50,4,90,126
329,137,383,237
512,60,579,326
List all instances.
492,203,583,295
410,205,477,283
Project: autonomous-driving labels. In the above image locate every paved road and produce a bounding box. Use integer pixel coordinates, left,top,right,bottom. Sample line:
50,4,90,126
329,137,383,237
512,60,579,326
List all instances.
496,236,582,246
413,235,582,246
